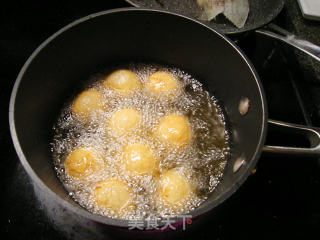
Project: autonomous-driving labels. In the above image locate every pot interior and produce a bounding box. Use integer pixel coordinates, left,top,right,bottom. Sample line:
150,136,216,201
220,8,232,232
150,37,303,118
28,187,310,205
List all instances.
11,9,266,225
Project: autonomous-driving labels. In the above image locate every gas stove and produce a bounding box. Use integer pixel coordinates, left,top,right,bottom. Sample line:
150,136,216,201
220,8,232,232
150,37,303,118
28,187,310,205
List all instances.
1,1,319,239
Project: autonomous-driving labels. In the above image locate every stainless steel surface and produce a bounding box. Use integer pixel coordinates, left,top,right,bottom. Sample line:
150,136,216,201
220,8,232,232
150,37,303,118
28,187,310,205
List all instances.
256,24,320,62
263,119,320,156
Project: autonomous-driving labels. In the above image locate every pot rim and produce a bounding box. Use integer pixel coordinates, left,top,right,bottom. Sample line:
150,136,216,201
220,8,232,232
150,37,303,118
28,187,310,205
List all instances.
9,7,268,228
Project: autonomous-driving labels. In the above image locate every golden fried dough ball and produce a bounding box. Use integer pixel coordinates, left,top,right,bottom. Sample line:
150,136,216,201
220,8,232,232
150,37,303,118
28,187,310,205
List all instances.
159,169,191,205
104,69,141,95
122,143,158,175
109,108,141,135
94,180,131,211
65,148,101,178
155,114,192,146
72,89,104,118
146,71,178,96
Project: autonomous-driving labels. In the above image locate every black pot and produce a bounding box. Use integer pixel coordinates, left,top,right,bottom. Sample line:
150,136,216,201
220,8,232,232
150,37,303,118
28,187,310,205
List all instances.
9,8,320,238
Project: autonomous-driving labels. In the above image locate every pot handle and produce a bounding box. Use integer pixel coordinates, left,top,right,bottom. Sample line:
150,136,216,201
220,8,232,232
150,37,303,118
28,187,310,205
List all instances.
255,23,320,62
263,119,320,156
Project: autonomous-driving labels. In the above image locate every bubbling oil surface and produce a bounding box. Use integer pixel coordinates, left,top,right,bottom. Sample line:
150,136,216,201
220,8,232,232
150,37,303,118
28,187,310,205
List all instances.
51,63,230,220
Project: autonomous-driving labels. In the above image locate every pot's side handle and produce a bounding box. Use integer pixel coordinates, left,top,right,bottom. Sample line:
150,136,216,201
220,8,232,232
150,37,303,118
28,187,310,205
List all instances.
263,119,320,156
255,23,320,62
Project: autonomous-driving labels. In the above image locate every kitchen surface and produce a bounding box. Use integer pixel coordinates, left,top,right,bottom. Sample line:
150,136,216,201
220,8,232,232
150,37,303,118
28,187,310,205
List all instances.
1,0,319,239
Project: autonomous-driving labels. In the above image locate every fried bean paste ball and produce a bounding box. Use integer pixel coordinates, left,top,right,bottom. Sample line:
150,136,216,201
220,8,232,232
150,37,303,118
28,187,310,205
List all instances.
104,69,142,95
109,108,141,135
72,89,104,118
155,114,192,147
146,71,178,96
94,180,131,211
65,148,101,179
122,143,158,175
159,169,191,205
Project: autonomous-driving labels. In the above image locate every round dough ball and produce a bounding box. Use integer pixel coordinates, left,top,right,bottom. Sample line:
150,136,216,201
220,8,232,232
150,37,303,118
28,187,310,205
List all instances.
159,169,191,205
155,114,192,146
122,143,158,175
109,108,141,135
65,148,101,178
94,180,131,211
104,69,141,95
146,71,178,96
72,89,104,118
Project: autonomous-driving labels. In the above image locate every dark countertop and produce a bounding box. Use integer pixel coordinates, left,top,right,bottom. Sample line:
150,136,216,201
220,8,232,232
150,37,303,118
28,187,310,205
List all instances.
1,1,319,240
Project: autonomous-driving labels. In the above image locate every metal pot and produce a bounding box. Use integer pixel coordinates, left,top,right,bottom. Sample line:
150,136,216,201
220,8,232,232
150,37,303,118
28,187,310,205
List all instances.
9,8,320,238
